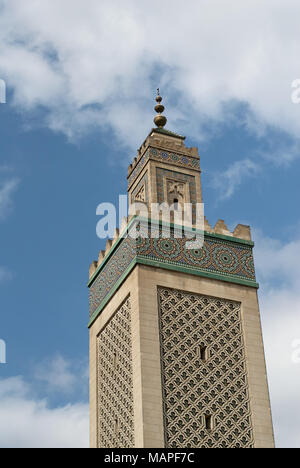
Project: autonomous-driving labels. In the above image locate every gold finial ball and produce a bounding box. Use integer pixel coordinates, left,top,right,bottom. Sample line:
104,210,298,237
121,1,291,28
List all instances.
156,95,163,103
155,104,165,114
154,114,167,128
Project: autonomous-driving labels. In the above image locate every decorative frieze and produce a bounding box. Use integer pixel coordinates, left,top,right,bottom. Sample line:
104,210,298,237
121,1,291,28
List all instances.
128,147,200,189
89,219,257,324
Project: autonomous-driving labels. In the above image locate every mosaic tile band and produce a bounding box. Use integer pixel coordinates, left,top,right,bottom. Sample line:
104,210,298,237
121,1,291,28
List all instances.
128,147,200,189
89,220,257,320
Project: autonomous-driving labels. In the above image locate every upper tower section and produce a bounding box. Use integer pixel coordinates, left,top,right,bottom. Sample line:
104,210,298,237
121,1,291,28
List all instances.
89,91,256,320
127,91,202,220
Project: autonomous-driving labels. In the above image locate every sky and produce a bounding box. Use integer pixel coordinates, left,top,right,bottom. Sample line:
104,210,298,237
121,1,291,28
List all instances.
0,0,300,448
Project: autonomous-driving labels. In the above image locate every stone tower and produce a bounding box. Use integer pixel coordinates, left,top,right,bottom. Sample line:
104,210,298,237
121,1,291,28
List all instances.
88,93,274,449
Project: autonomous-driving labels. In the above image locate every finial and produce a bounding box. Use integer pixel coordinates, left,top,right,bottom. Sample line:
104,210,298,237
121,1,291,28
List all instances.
154,89,167,128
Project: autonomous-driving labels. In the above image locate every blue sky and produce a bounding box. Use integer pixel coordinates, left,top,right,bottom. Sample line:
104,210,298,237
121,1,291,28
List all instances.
0,0,300,448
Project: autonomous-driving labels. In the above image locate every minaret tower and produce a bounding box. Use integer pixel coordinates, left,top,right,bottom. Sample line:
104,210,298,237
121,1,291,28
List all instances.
88,93,274,448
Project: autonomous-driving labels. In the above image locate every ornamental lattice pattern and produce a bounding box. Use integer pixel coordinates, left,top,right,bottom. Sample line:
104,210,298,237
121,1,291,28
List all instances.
158,287,254,448
97,297,134,448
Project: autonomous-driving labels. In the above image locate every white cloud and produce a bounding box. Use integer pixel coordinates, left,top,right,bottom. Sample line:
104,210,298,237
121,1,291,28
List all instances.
34,355,77,394
260,290,300,448
0,356,89,448
0,0,300,151
254,229,300,287
212,159,260,199
0,266,13,283
34,354,88,395
0,376,89,448
0,176,19,220
254,228,300,448
0,169,17,285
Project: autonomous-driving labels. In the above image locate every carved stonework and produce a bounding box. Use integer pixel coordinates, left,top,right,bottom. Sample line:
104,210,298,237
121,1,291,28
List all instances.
97,297,134,448
168,181,184,196
135,184,146,202
156,168,197,223
130,172,149,205
167,179,186,207
158,287,254,448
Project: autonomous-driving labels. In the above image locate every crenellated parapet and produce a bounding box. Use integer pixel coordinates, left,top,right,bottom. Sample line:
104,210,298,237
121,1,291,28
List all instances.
204,217,251,241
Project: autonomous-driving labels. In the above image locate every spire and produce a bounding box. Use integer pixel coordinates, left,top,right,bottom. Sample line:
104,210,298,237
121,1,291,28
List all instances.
154,88,167,128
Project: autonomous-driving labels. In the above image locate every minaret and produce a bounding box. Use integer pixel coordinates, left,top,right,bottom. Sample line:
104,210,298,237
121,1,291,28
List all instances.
88,93,275,448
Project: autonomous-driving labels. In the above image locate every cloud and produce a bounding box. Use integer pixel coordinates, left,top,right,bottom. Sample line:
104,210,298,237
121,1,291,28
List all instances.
254,228,300,448
0,356,89,448
0,176,19,220
0,0,300,151
260,290,300,448
34,354,88,395
0,266,13,283
0,169,18,285
211,158,260,199
0,376,89,448
254,229,300,286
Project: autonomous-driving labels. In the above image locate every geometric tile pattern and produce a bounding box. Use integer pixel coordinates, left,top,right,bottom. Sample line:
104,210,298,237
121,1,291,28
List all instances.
136,227,256,281
97,296,134,448
89,220,257,320
89,236,135,318
158,287,254,448
128,147,200,189
150,147,200,172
